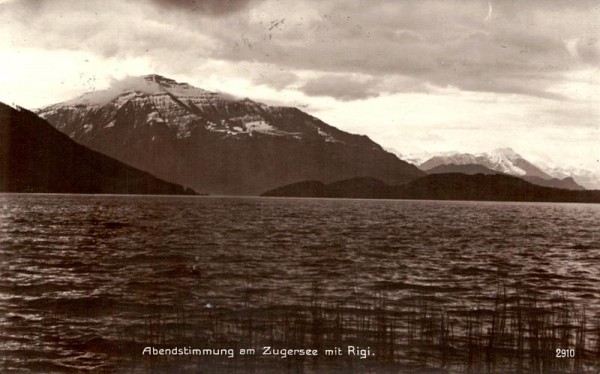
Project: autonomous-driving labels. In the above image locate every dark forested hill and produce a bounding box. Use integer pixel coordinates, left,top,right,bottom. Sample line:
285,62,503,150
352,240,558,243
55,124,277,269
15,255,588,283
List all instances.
262,174,600,203
0,102,196,195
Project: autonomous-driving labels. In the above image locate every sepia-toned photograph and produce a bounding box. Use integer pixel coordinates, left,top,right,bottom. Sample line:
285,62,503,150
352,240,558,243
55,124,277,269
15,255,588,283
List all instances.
1,0,599,372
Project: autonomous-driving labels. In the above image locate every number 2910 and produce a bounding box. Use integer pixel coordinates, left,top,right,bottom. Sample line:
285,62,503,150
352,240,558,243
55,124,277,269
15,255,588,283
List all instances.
556,349,575,358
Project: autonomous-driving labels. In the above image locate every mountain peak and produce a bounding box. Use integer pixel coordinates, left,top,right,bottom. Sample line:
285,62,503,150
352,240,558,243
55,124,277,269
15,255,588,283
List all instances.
490,147,520,158
142,74,177,85
141,74,206,93
53,75,216,107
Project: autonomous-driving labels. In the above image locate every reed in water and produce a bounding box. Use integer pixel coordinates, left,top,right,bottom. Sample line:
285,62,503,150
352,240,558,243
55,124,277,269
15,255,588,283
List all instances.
118,285,600,373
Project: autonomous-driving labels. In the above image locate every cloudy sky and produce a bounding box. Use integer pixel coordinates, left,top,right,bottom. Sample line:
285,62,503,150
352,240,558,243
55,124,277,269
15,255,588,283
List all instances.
0,0,598,170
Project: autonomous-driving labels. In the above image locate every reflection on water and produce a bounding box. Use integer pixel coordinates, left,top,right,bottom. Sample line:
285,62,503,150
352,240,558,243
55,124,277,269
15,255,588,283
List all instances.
0,195,599,372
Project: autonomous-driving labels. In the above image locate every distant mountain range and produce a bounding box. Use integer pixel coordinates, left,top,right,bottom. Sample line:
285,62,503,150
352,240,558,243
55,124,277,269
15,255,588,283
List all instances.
420,148,552,178
262,175,600,204
38,75,424,195
415,148,595,190
0,102,195,195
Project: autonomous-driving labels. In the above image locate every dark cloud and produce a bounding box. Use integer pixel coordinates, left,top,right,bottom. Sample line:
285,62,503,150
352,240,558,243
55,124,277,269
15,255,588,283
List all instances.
1,0,253,16
575,37,600,64
146,0,253,15
1,0,598,100
300,75,381,101
200,0,599,98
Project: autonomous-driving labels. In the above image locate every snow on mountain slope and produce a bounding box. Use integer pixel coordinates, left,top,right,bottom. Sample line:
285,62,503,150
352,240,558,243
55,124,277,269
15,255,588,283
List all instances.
39,75,351,142
487,148,527,176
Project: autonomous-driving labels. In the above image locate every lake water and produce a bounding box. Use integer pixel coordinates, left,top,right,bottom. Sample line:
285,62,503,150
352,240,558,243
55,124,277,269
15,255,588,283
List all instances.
1,195,599,373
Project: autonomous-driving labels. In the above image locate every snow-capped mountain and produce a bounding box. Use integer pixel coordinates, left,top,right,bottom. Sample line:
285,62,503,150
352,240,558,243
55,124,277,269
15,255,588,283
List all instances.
37,75,424,195
420,148,552,179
